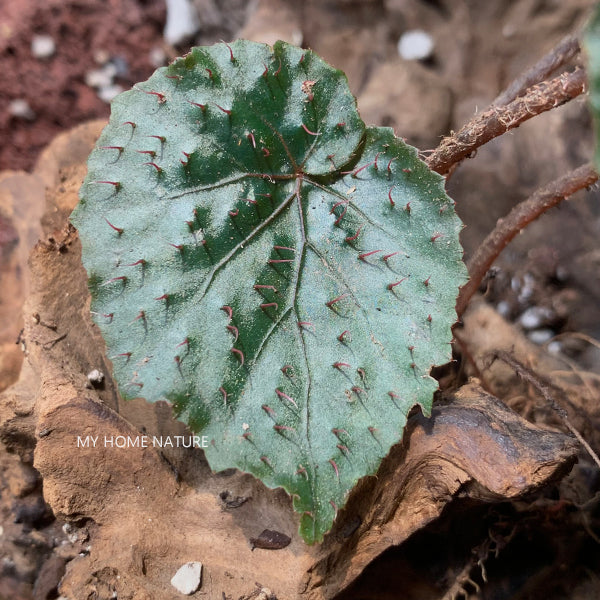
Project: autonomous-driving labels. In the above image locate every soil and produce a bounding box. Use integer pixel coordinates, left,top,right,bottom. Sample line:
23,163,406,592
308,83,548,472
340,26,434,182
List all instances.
2,0,600,599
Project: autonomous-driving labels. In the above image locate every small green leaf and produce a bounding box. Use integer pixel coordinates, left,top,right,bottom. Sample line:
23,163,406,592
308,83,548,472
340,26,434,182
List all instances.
71,40,467,544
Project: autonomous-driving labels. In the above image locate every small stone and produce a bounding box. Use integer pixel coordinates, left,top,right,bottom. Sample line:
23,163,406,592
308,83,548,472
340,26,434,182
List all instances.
397,30,434,61
67,531,79,544
164,0,200,45
518,273,536,302
87,369,104,384
249,529,291,550
98,84,123,104
93,49,110,65
256,588,274,600
219,490,249,509
496,300,511,318
547,341,562,355
31,34,55,59
528,329,554,344
555,265,569,282
502,23,517,38
171,562,202,595
518,306,553,330
85,67,115,89
149,46,167,68
9,99,35,121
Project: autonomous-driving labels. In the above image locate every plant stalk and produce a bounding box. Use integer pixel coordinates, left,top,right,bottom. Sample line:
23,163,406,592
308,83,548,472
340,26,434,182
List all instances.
427,68,587,175
456,162,598,318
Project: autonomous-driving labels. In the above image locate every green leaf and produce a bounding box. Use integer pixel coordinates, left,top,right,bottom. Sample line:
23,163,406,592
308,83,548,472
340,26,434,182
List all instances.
71,40,467,544
585,4,600,171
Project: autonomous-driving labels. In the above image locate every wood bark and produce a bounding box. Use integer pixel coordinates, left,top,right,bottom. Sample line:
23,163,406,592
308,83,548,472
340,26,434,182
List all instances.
0,123,579,600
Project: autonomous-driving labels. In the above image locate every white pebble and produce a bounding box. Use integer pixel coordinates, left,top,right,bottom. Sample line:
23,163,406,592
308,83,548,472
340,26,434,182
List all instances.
85,67,114,89
67,531,79,544
9,99,35,120
164,0,200,45
87,369,104,384
528,329,554,345
547,341,562,355
171,562,202,595
31,34,56,59
98,84,123,104
502,24,516,38
397,30,434,61
149,46,167,68
555,265,569,282
496,300,511,318
518,306,553,330
518,273,535,302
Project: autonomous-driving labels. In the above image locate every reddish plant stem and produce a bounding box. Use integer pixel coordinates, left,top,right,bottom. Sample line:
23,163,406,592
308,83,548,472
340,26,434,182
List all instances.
493,33,581,106
456,163,598,318
427,68,586,175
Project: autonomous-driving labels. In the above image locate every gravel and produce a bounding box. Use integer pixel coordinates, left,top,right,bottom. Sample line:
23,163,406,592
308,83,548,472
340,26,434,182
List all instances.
31,34,56,58
171,561,202,595
164,0,200,45
97,84,123,103
9,99,36,120
397,30,434,61
87,369,105,385
518,306,554,330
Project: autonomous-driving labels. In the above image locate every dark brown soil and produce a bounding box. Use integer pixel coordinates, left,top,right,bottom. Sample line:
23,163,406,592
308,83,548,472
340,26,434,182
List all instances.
1,0,165,172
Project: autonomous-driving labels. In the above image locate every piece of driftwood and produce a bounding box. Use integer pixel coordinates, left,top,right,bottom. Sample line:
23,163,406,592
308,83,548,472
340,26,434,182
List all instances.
0,123,578,600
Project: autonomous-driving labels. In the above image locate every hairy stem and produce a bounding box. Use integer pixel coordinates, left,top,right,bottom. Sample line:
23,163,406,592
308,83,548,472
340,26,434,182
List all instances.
456,163,598,317
493,33,581,106
427,68,586,175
